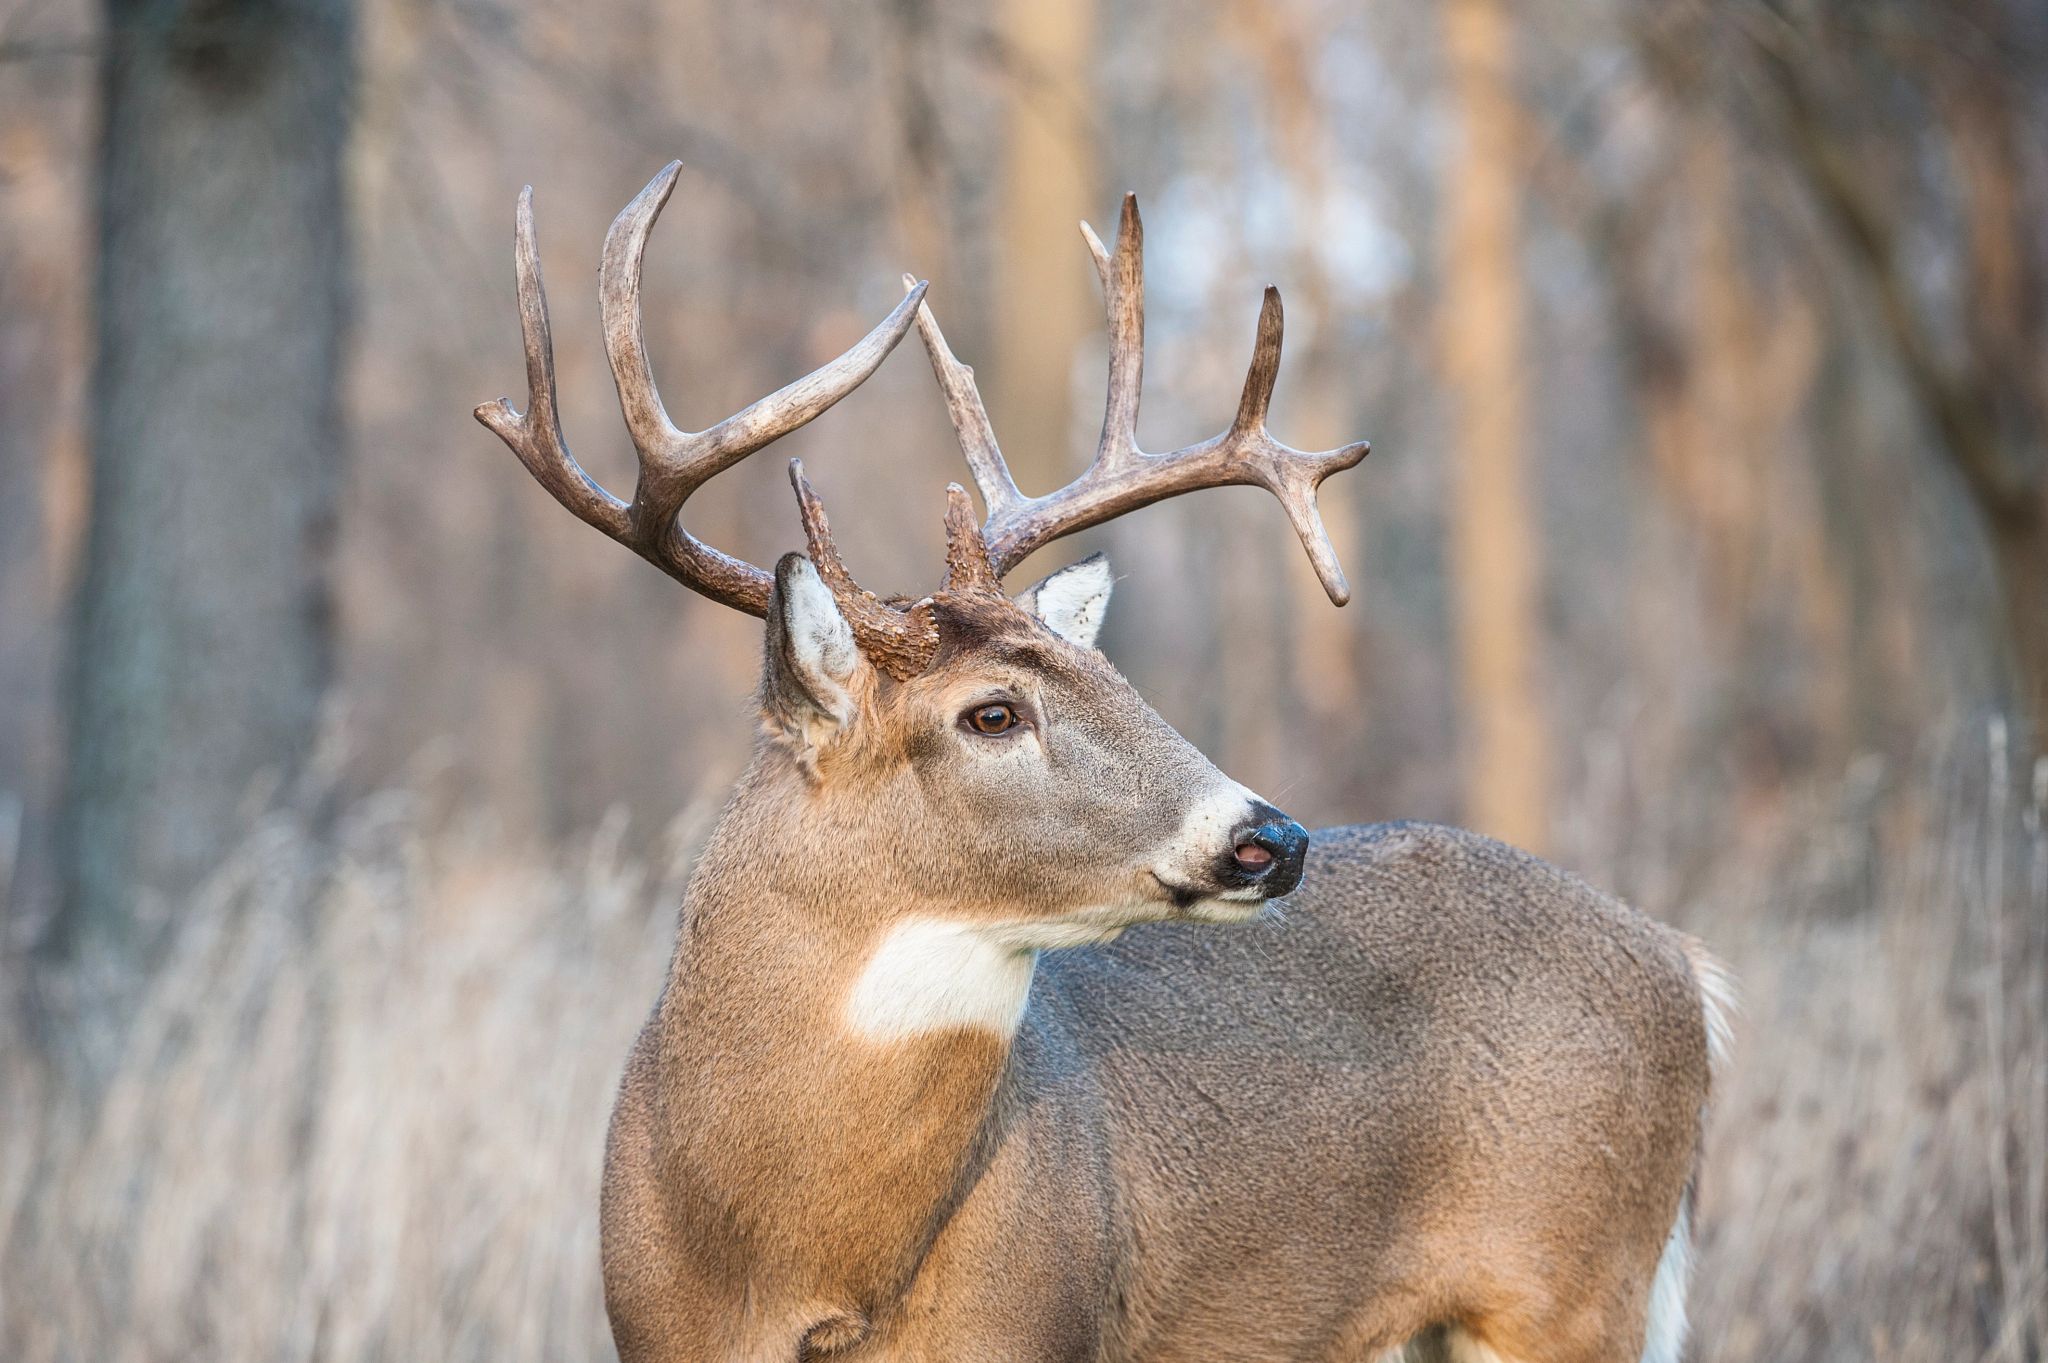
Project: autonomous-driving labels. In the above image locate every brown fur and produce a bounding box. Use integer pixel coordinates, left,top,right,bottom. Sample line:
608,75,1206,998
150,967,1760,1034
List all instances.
599,584,1714,1363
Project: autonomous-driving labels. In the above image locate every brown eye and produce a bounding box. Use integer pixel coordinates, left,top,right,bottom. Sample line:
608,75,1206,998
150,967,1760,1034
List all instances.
965,703,1019,735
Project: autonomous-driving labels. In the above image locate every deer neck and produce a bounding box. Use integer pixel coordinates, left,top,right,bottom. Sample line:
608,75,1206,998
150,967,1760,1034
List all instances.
648,764,1031,1313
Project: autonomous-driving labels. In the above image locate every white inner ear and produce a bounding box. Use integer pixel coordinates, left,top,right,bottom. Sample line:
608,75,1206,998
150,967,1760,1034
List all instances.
784,557,860,723
1020,554,1114,648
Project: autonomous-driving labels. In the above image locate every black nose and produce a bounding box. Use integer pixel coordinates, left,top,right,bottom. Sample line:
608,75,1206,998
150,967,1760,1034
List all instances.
1229,804,1310,898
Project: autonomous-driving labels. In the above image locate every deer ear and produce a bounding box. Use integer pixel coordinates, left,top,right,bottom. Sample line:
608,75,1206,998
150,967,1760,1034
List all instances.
1016,553,1114,648
764,553,867,739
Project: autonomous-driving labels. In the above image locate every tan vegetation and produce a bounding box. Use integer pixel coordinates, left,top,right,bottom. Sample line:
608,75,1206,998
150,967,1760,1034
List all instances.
2,727,2041,1361
2,787,699,1361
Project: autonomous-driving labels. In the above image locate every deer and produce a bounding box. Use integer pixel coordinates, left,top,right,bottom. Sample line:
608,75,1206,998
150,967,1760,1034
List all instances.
477,161,1733,1363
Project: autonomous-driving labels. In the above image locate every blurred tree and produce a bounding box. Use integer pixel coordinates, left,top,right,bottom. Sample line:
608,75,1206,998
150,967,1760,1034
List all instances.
1440,0,1552,851
51,0,355,975
1649,0,2048,745
993,0,1096,502
1765,11,2048,745
1228,0,1363,734
889,0,956,296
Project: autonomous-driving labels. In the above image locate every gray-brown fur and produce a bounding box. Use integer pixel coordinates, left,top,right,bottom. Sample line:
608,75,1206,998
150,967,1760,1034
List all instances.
1053,824,1707,1361
598,587,1715,1363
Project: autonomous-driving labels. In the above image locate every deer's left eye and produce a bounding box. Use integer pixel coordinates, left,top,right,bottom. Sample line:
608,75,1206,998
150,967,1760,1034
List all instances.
964,703,1020,736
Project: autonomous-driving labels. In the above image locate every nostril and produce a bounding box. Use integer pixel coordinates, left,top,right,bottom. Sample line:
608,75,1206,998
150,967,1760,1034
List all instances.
1234,819,1301,874
1229,816,1309,894
1225,806,1310,893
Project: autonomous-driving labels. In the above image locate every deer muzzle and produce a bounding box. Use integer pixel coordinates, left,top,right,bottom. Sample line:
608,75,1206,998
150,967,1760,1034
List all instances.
1227,804,1310,898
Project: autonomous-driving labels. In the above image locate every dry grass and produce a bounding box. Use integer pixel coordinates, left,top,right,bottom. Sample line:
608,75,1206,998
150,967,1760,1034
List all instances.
0,790,704,1363
2,735,2043,1362
1683,729,2048,1362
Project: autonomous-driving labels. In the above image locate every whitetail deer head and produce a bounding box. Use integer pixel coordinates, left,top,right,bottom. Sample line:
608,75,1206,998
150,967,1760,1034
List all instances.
476,163,1368,1032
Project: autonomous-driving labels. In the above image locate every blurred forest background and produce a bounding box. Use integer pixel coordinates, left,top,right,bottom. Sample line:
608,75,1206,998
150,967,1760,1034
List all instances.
2,0,2046,1358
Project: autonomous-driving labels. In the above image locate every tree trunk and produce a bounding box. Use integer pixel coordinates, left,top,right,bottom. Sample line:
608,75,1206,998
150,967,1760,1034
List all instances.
1989,507,2048,740
1439,0,1551,853
1739,17,2048,748
51,0,354,970
1227,0,1364,749
993,0,1095,508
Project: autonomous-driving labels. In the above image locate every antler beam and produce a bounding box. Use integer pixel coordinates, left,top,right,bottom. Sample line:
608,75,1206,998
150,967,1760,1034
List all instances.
476,161,928,617
906,194,1368,605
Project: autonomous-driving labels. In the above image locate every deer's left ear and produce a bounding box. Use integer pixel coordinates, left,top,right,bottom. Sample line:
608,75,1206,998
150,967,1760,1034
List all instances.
763,553,869,743
1017,552,1114,648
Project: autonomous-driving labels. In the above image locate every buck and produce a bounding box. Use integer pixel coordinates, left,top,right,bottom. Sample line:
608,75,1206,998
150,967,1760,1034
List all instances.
478,162,1732,1363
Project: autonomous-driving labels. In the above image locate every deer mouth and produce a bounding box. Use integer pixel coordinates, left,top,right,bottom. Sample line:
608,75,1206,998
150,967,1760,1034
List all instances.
1183,896,1272,925
1149,874,1270,920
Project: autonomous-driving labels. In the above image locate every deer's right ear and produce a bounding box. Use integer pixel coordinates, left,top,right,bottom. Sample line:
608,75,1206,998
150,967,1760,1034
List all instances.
764,553,868,742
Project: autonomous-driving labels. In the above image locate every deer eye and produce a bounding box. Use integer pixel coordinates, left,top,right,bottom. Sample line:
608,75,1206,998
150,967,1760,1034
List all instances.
963,702,1020,736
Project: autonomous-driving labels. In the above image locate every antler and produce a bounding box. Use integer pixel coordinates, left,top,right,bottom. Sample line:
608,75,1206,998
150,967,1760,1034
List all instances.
786,458,944,679
475,161,929,618
905,194,1368,604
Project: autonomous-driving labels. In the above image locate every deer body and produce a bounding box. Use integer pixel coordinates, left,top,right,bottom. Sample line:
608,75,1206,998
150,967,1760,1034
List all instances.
602,785,1715,1363
477,165,1729,1363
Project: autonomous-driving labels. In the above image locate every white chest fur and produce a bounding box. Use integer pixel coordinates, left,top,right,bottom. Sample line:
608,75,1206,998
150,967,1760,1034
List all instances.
843,913,1138,1042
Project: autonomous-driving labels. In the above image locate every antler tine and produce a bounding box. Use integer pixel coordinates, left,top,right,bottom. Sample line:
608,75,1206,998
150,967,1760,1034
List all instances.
478,161,928,618
1229,286,1367,605
941,481,1002,594
787,459,937,680
971,195,1368,606
474,187,632,542
599,164,692,476
1089,194,1145,473
1233,286,1285,437
900,274,1024,522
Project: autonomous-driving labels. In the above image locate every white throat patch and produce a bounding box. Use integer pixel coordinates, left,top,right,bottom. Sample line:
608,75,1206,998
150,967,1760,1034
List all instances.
843,911,1140,1042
